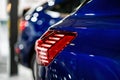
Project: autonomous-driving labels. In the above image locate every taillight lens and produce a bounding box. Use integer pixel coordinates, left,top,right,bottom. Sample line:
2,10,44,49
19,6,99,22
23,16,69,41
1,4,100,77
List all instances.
15,47,20,54
35,30,77,66
19,19,27,33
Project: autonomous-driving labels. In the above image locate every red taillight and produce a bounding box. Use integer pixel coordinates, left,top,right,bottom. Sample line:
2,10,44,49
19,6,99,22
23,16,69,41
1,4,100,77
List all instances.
15,47,20,54
19,20,27,33
35,30,77,66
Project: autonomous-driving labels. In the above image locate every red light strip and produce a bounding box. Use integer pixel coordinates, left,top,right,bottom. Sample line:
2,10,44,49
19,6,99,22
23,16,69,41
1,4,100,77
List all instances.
35,30,77,66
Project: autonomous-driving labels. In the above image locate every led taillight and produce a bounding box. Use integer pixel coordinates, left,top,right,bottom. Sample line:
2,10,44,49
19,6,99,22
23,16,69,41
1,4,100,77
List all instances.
19,20,27,33
35,30,77,66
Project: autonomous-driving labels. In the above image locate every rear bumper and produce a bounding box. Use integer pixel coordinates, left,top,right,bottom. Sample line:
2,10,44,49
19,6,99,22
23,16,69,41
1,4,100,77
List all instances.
14,42,31,68
37,50,120,80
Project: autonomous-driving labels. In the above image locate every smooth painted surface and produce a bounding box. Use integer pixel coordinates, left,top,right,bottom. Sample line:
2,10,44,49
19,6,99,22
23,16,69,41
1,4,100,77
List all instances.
37,0,120,80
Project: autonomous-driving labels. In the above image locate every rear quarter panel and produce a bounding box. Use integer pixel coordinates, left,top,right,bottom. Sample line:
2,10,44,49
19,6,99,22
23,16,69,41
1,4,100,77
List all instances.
38,50,120,80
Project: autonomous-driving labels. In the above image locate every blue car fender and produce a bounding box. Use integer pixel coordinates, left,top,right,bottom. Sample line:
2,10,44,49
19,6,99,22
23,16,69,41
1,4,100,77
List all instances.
46,51,120,80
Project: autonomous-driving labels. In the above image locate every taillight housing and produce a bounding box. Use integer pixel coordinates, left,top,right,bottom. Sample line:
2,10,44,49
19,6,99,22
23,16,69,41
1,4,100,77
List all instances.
19,19,27,33
35,30,77,66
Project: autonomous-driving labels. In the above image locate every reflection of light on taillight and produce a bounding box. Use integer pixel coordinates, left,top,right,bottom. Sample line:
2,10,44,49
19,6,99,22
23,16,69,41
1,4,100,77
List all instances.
35,30,77,66
19,20,27,33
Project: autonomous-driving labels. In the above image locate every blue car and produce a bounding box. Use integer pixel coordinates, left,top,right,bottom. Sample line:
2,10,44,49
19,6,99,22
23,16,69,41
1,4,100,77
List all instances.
14,0,76,79
35,0,120,80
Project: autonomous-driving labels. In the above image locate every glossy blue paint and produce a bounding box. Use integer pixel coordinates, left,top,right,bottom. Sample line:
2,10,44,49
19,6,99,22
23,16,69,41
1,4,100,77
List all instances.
76,0,120,16
46,52,120,80
37,0,120,79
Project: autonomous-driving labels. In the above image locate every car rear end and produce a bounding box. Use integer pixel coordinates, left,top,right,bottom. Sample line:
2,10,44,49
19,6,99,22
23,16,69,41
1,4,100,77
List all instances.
35,0,120,80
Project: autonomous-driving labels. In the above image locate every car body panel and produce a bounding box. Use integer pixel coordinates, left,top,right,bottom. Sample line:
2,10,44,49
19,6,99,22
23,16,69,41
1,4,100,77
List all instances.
50,16,120,58
37,0,120,79
38,51,120,80
75,0,120,16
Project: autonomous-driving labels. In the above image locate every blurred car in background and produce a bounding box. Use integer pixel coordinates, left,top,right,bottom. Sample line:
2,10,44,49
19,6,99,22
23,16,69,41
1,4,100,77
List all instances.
14,0,76,79
35,0,120,80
